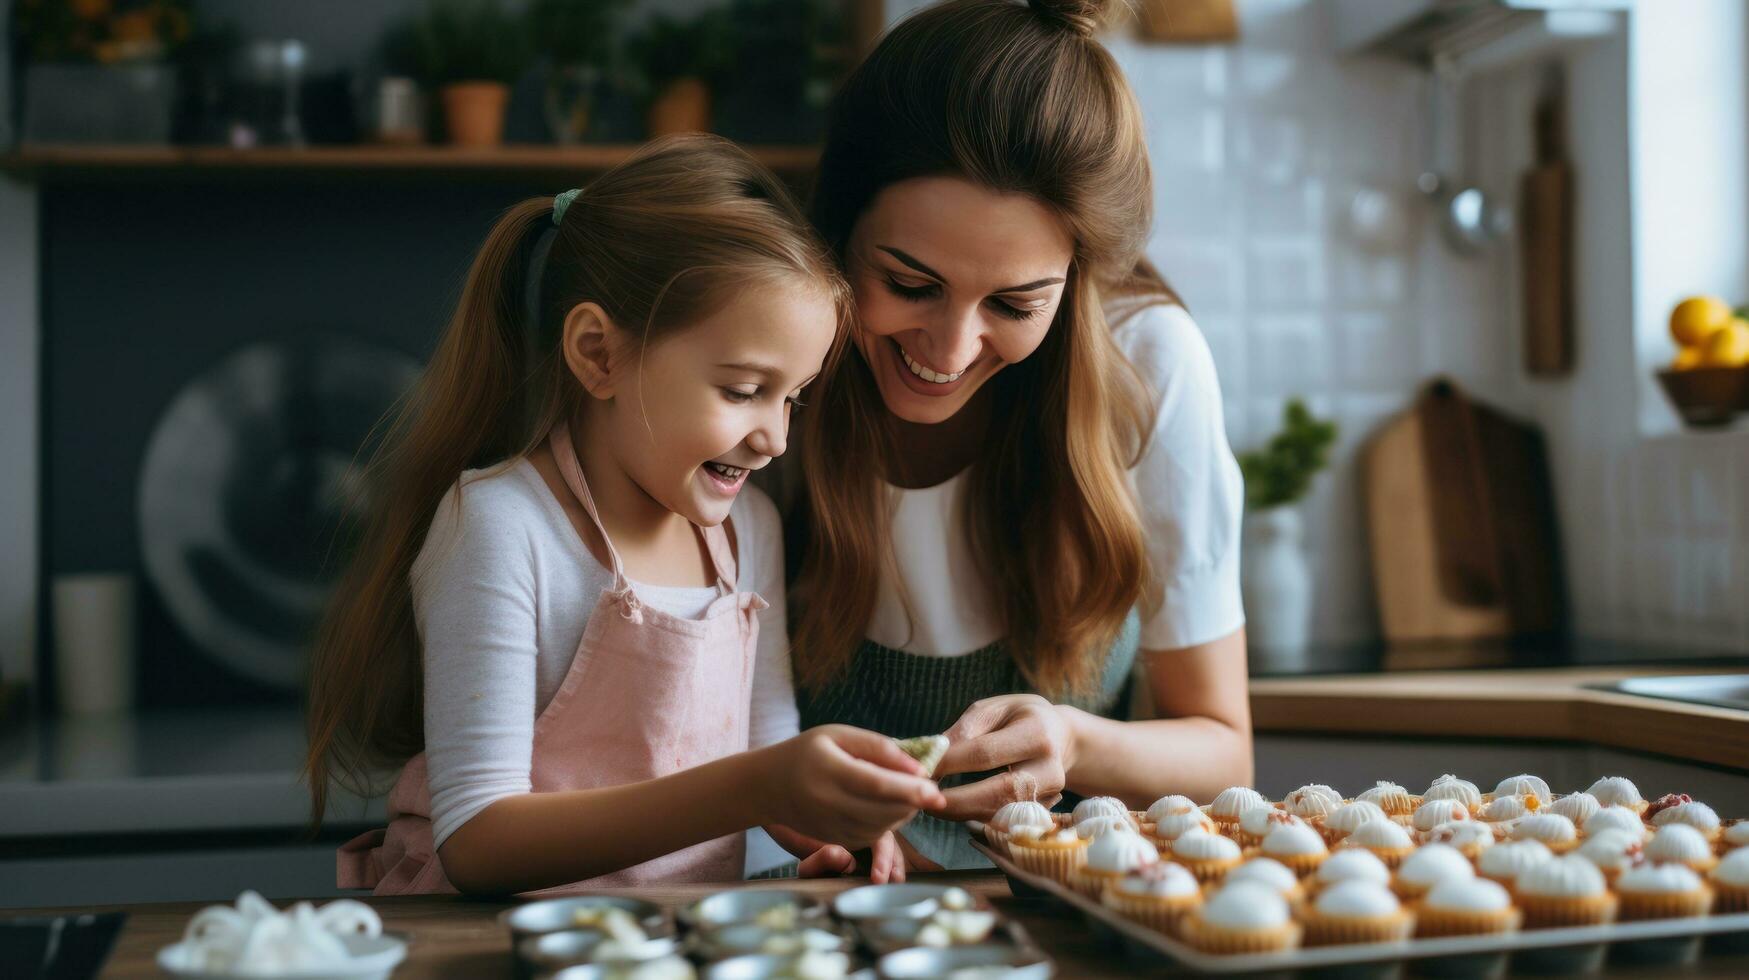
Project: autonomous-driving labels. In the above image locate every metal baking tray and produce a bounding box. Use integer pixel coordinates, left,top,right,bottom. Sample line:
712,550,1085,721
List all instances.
970,836,1749,976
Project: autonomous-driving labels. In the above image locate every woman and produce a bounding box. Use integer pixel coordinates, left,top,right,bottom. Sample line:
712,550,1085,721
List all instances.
789,0,1253,870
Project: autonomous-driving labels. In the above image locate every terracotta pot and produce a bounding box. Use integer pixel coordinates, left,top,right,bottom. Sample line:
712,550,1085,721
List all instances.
647,78,711,137
441,81,511,147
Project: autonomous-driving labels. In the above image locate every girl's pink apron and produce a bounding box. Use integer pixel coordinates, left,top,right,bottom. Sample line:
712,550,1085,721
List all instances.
336,424,764,894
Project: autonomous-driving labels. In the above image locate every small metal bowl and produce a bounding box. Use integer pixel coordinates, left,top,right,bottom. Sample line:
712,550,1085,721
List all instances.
876,943,1053,979
687,922,855,961
546,953,698,979
680,889,828,932
501,895,672,940
518,929,683,978
701,951,867,980
856,914,1011,957
832,884,969,922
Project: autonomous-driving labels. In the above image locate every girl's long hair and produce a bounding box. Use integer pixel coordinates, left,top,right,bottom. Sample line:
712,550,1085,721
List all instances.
304,135,848,826
793,0,1178,698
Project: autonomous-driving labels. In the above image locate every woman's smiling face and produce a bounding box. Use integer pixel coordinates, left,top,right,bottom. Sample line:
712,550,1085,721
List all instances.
846,176,1076,425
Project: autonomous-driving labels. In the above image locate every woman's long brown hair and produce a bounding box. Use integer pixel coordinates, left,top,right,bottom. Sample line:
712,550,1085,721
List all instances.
304,135,848,827
793,0,1179,698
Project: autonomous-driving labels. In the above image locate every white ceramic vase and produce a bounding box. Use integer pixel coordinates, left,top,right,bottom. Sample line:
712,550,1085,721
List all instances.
1241,506,1313,673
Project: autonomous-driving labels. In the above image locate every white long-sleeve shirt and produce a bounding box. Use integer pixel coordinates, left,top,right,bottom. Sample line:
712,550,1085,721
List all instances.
411,458,797,860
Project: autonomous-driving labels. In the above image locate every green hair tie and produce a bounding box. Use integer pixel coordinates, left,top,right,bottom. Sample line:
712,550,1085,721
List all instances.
552,188,581,226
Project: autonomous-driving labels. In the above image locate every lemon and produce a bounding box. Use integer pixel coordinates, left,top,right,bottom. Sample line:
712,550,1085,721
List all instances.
1672,346,1703,370
1699,318,1749,367
1670,295,1734,347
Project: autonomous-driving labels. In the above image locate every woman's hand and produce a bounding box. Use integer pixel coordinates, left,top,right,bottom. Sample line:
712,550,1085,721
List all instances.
777,828,907,883
929,694,1078,822
765,725,947,848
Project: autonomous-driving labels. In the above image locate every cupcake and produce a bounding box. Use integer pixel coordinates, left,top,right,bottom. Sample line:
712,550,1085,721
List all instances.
1491,774,1552,801
1355,781,1418,818
1282,785,1342,821
1412,799,1471,835
987,800,1054,854
1235,804,1301,848
1651,800,1722,841
1171,828,1244,884
1341,818,1416,869
1477,839,1553,888
1102,861,1202,936
1076,814,1137,841
1510,813,1580,854
1006,824,1088,881
1181,881,1301,955
1415,877,1521,938
1150,808,1216,846
1301,880,1414,947
1143,794,1198,827
1478,795,1531,823
1393,843,1474,901
1644,823,1719,873
1313,848,1392,892
1259,821,1330,878
1225,857,1306,911
1513,855,1618,929
1583,805,1648,840
1708,847,1749,914
1546,792,1601,827
1427,821,1495,862
1585,776,1647,814
1208,787,1269,829
1615,862,1713,921
1422,775,1483,813
1072,795,1131,827
1069,828,1158,899
1575,827,1643,883
1644,792,1694,823
1320,801,1388,846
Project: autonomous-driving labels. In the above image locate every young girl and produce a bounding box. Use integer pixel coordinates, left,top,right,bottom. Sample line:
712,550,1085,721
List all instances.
305,136,943,895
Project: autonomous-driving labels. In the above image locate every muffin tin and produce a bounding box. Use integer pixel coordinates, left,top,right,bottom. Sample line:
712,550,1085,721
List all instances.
974,830,1749,976
506,882,1053,979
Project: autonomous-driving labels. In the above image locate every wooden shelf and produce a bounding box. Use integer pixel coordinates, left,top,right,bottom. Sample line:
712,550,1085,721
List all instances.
0,143,821,182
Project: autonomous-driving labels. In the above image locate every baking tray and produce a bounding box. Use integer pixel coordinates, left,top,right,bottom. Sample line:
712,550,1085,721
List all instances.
969,835,1749,976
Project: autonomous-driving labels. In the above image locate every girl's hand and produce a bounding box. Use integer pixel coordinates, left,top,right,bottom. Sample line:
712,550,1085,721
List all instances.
929,695,1077,822
864,831,906,884
796,844,858,877
767,726,947,848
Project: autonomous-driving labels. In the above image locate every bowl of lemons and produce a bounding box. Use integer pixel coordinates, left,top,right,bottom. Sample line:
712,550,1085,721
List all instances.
1659,295,1749,427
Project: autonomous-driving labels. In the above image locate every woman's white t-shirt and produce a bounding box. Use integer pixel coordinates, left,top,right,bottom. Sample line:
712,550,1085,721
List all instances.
865,302,1245,657
412,459,797,858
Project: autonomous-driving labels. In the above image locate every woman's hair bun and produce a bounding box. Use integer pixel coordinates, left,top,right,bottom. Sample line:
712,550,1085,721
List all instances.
1027,0,1111,38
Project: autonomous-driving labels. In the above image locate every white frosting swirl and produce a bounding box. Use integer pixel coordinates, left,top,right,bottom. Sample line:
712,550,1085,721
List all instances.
1546,793,1601,825
1283,785,1341,819
1144,794,1198,824
1315,848,1392,887
1345,818,1412,850
1576,828,1642,872
1618,862,1703,894
1154,809,1214,841
1084,829,1159,872
1479,795,1529,822
1511,813,1577,846
1240,805,1301,839
1210,786,1269,819
1425,877,1512,912
1172,828,1242,861
1200,881,1290,928
1423,775,1482,809
1314,880,1400,917
1413,799,1471,832
1356,781,1412,810
992,801,1054,832
1515,855,1607,898
1072,796,1129,826
1429,821,1494,851
1645,823,1713,863
1477,839,1553,880
1325,801,1388,834
1397,843,1475,888
1226,858,1299,893
1077,814,1137,841
1712,847,1749,887
1584,805,1646,838
1116,862,1200,899
1652,801,1721,834
1011,825,1078,846
1584,776,1643,809
1262,822,1328,858
1492,774,1551,799
1725,822,1749,848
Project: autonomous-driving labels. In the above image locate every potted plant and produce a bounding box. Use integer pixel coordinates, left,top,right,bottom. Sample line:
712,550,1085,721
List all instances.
526,0,630,144
1236,398,1337,671
405,0,532,147
628,9,732,137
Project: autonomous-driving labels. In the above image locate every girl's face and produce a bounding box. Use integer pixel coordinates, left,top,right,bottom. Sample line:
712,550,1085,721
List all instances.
845,176,1076,426
592,279,837,527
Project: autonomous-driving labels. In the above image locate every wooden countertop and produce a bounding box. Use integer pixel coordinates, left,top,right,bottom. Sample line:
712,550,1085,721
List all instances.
31,870,1747,979
1251,666,1749,769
